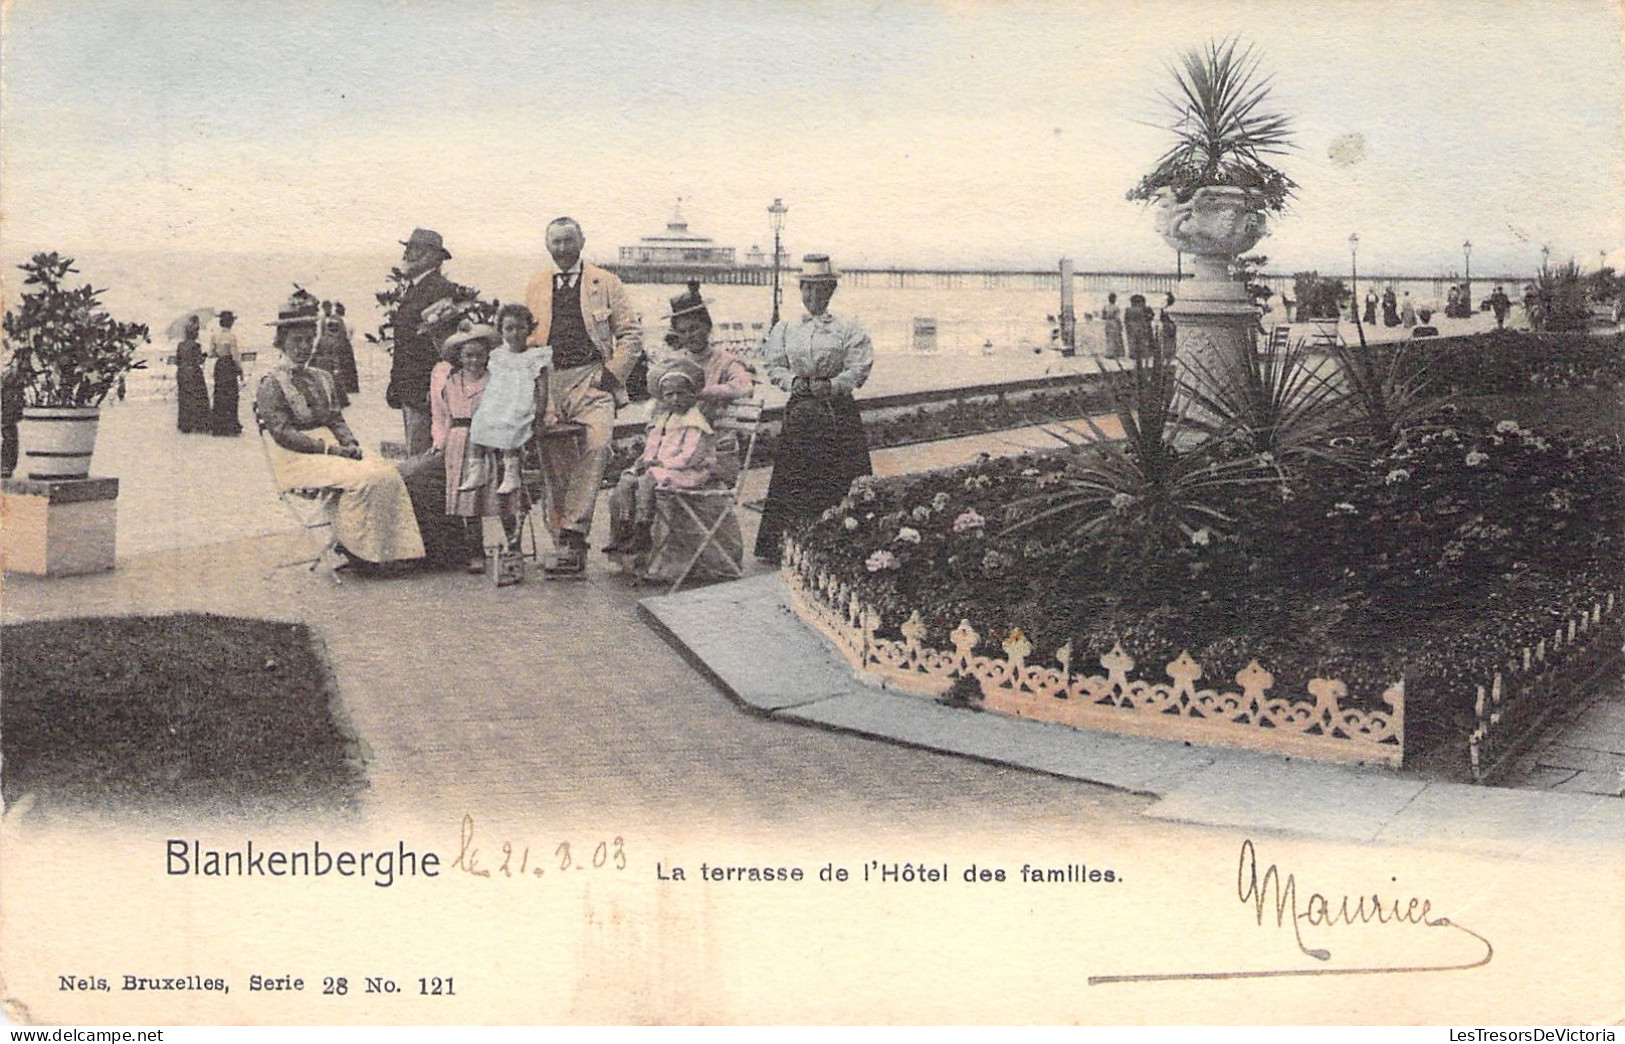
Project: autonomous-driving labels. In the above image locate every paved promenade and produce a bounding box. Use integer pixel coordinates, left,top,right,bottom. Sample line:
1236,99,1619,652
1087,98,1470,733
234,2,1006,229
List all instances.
2,403,1125,833
4,385,1621,1025
5,390,1613,818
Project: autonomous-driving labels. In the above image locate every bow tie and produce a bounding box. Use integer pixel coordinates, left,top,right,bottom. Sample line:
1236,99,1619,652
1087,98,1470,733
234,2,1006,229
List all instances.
800,312,832,324
555,273,576,291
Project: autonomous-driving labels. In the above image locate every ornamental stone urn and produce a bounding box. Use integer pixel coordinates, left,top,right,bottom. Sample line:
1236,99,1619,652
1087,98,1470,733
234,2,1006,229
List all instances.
1156,186,1270,377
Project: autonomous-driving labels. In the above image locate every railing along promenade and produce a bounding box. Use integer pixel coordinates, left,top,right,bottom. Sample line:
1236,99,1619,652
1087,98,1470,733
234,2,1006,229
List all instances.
605,262,1537,295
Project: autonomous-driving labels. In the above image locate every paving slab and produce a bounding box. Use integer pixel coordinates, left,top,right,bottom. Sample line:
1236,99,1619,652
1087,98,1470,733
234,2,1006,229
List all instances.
1554,770,1625,798
775,689,1218,795
638,577,857,712
1518,765,1582,790
1535,744,1625,773
1560,715,1625,755
1372,781,1618,851
1141,757,1429,842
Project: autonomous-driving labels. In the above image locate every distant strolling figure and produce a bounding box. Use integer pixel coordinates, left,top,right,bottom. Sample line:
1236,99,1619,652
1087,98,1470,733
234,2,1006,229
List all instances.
209,310,244,436
1489,286,1511,329
1382,287,1400,327
1123,294,1156,360
334,303,360,393
1158,293,1178,358
1100,293,1124,358
754,254,874,565
174,315,211,433
1400,292,1417,329
312,303,355,407
1363,289,1378,326
2,356,24,478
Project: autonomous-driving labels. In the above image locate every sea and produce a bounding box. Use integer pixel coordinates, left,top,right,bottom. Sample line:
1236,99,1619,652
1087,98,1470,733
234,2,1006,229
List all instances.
3,248,1504,402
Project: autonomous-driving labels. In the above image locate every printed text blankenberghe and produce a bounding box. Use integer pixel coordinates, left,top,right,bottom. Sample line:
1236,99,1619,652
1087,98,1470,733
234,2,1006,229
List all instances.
166,840,440,888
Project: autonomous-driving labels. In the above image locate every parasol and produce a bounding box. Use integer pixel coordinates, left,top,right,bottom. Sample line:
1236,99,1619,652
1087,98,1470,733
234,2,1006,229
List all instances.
163,307,217,341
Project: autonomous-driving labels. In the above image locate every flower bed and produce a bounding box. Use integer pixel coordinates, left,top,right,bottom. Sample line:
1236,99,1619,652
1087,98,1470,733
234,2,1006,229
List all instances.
1414,330,1625,395
784,399,1624,771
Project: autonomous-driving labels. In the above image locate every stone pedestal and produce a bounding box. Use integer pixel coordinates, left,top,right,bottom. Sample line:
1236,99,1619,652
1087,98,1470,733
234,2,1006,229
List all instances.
1,476,119,576
1167,265,1259,378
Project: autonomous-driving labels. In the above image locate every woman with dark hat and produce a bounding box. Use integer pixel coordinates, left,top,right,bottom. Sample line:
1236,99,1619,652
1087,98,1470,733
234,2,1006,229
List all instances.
753,254,874,565
209,310,244,435
255,290,424,570
664,281,754,425
174,314,211,433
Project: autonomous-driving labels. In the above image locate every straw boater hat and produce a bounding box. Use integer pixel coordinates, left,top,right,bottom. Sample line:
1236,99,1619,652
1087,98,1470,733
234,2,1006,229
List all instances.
798,253,839,283
442,320,499,355
217,310,236,325
662,280,712,321
400,227,452,261
649,355,705,393
267,289,321,329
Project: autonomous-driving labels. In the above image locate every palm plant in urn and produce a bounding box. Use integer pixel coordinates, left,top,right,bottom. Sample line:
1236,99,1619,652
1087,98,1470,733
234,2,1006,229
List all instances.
1127,37,1296,286
3,253,150,480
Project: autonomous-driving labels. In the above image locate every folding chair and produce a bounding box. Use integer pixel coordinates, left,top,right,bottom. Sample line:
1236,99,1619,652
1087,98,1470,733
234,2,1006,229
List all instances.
647,397,764,594
253,405,344,582
517,420,589,579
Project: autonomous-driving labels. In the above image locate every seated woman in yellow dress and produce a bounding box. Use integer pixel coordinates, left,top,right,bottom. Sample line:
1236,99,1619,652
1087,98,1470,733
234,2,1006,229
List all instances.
255,290,425,571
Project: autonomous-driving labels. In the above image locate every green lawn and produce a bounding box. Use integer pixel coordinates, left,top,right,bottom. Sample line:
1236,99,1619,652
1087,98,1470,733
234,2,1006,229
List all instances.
2,614,366,815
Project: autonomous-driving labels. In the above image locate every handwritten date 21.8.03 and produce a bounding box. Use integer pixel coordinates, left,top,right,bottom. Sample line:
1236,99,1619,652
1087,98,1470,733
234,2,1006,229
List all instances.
450,814,627,880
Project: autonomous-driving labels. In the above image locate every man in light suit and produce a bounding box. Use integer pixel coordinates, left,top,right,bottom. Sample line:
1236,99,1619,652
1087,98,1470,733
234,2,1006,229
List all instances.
524,216,643,573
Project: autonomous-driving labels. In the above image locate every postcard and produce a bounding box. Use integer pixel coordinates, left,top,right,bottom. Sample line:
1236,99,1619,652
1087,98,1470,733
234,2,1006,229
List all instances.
2,0,1622,1027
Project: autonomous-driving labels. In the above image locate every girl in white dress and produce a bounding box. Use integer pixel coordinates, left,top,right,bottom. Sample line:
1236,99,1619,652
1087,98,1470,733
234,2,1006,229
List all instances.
458,306,552,495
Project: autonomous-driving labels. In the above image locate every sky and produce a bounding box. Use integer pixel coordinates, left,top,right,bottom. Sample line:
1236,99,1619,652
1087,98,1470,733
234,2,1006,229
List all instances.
1,0,1622,276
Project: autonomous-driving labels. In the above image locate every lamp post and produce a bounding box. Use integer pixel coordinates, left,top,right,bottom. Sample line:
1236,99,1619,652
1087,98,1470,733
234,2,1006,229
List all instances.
1541,244,1550,272
1349,233,1359,325
768,197,788,326
1462,239,1472,313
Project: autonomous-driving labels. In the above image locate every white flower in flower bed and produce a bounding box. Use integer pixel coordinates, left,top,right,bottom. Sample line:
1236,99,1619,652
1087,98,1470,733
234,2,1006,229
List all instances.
865,549,900,572
1110,492,1136,511
1384,468,1411,485
953,509,986,533
1495,419,1521,434
931,492,952,511
911,505,932,522
896,527,922,544
1189,527,1212,546
843,516,859,531
1465,450,1489,467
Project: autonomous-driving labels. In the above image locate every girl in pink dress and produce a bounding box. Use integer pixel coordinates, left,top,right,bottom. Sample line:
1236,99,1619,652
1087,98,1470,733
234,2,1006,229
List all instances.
604,357,716,554
431,323,519,572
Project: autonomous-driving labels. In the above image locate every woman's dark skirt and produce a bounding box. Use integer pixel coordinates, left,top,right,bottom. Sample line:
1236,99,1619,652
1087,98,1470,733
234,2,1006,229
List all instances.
176,361,211,433
753,391,872,563
210,357,242,436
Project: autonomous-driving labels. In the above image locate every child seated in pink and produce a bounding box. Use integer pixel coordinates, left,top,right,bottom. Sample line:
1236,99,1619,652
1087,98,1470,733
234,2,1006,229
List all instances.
605,357,716,555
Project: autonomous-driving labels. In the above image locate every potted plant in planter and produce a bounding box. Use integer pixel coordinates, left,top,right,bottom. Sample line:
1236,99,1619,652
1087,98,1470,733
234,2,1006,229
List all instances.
1126,37,1296,284
3,253,149,480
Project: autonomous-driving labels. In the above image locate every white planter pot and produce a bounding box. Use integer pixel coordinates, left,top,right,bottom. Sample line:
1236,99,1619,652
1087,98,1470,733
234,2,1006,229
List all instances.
19,406,101,480
1155,187,1269,283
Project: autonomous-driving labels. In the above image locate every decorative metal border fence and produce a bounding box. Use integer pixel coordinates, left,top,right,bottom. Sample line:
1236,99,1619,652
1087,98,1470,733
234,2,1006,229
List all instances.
1468,593,1623,783
782,539,1406,767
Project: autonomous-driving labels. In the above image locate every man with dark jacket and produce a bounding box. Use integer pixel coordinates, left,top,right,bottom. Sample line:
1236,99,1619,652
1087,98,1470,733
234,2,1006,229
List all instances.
387,228,456,455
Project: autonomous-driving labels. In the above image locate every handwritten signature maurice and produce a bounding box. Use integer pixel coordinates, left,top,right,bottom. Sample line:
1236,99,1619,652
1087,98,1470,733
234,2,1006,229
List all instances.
1089,839,1494,984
